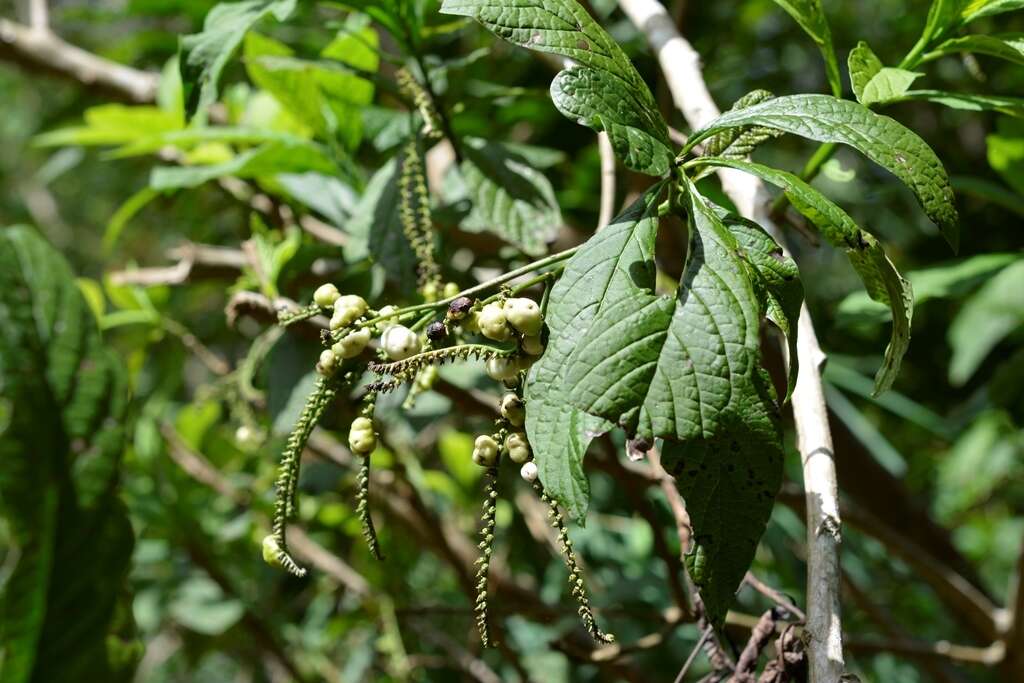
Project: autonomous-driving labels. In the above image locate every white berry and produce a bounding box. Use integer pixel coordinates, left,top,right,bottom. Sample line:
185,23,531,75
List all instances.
333,327,371,359
486,356,519,382
504,298,543,336
478,302,511,341
381,325,421,360
520,461,538,482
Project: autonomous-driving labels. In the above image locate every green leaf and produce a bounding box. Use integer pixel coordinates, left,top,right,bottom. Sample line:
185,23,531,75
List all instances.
660,369,783,628
768,0,842,96
987,117,1024,195
959,0,1024,23
859,68,921,106
345,155,419,288
925,33,1024,66
948,260,1024,385
179,0,297,123
894,90,1024,118
698,90,781,166
685,94,960,252
563,179,762,442
149,140,339,190
524,185,666,522
550,67,673,175
440,0,670,175
456,138,562,255
34,104,183,148
952,175,1024,215
0,226,138,683
848,41,884,102
715,209,804,401
695,157,913,395
919,0,1024,46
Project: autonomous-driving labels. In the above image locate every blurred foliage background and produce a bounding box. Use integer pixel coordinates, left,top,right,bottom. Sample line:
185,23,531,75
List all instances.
1,0,1023,681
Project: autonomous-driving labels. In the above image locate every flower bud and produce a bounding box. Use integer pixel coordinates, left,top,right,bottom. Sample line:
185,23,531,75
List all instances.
333,327,372,359
500,393,525,426
472,435,499,467
313,283,340,308
505,432,531,464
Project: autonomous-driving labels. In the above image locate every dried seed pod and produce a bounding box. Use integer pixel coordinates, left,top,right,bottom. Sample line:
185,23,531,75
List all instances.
448,296,474,320
426,321,448,342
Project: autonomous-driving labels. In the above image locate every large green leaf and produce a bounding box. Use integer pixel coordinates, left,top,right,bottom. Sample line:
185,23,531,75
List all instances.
919,0,1024,47
695,157,913,395
524,184,666,522
440,0,671,175
925,33,1024,66
456,138,562,255
0,226,138,683
684,94,960,252
660,370,783,628
987,117,1024,195
768,0,842,96
179,0,296,122
551,67,673,175
563,180,762,443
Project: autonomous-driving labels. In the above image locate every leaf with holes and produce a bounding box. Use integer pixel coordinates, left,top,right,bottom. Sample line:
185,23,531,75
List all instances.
0,226,138,683
685,94,960,252
524,183,666,521
661,370,783,628
563,180,763,443
551,67,673,175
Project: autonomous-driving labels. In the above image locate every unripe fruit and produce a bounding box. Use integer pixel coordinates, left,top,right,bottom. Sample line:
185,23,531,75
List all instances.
443,282,460,298
447,296,474,320
421,281,439,302
426,321,448,342
505,432,531,464
520,461,539,483
317,349,337,375
332,327,372,359
331,294,368,330
478,302,511,341
500,393,525,426
348,417,377,454
381,325,421,360
521,334,544,356
486,356,519,382
503,297,543,335
463,310,481,333
262,535,282,567
313,283,340,308
472,435,499,467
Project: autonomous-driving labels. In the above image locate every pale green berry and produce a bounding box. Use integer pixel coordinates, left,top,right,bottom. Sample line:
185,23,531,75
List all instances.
486,356,519,382
500,393,525,427
317,349,337,375
349,417,377,454
313,283,340,308
503,297,543,336
443,282,460,298
330,295,368,329
381,325,421,360
421,281,440,302
520,461,539,483
505,432,531,464
462,309,481,333
333,327,372,359
472,435,499,467
478,302,511,341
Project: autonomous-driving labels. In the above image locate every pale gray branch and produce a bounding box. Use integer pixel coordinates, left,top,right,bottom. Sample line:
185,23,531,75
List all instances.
617,1,845,679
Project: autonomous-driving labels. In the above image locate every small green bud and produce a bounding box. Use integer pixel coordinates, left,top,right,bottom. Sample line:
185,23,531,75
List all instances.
313,283,340,308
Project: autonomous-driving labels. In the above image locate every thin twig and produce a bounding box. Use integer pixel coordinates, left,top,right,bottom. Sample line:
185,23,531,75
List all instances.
597,131,616,229
675,627,712,683
618,2,845,678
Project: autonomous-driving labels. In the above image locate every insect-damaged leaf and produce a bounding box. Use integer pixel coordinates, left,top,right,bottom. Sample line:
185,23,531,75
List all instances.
685,94,960,252
524,183,666,521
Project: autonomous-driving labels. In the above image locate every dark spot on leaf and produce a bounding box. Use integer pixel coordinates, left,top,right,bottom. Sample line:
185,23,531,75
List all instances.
577,39,589,50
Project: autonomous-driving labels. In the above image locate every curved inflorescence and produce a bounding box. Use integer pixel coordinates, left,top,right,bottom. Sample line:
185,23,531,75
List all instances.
474,467,500,647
